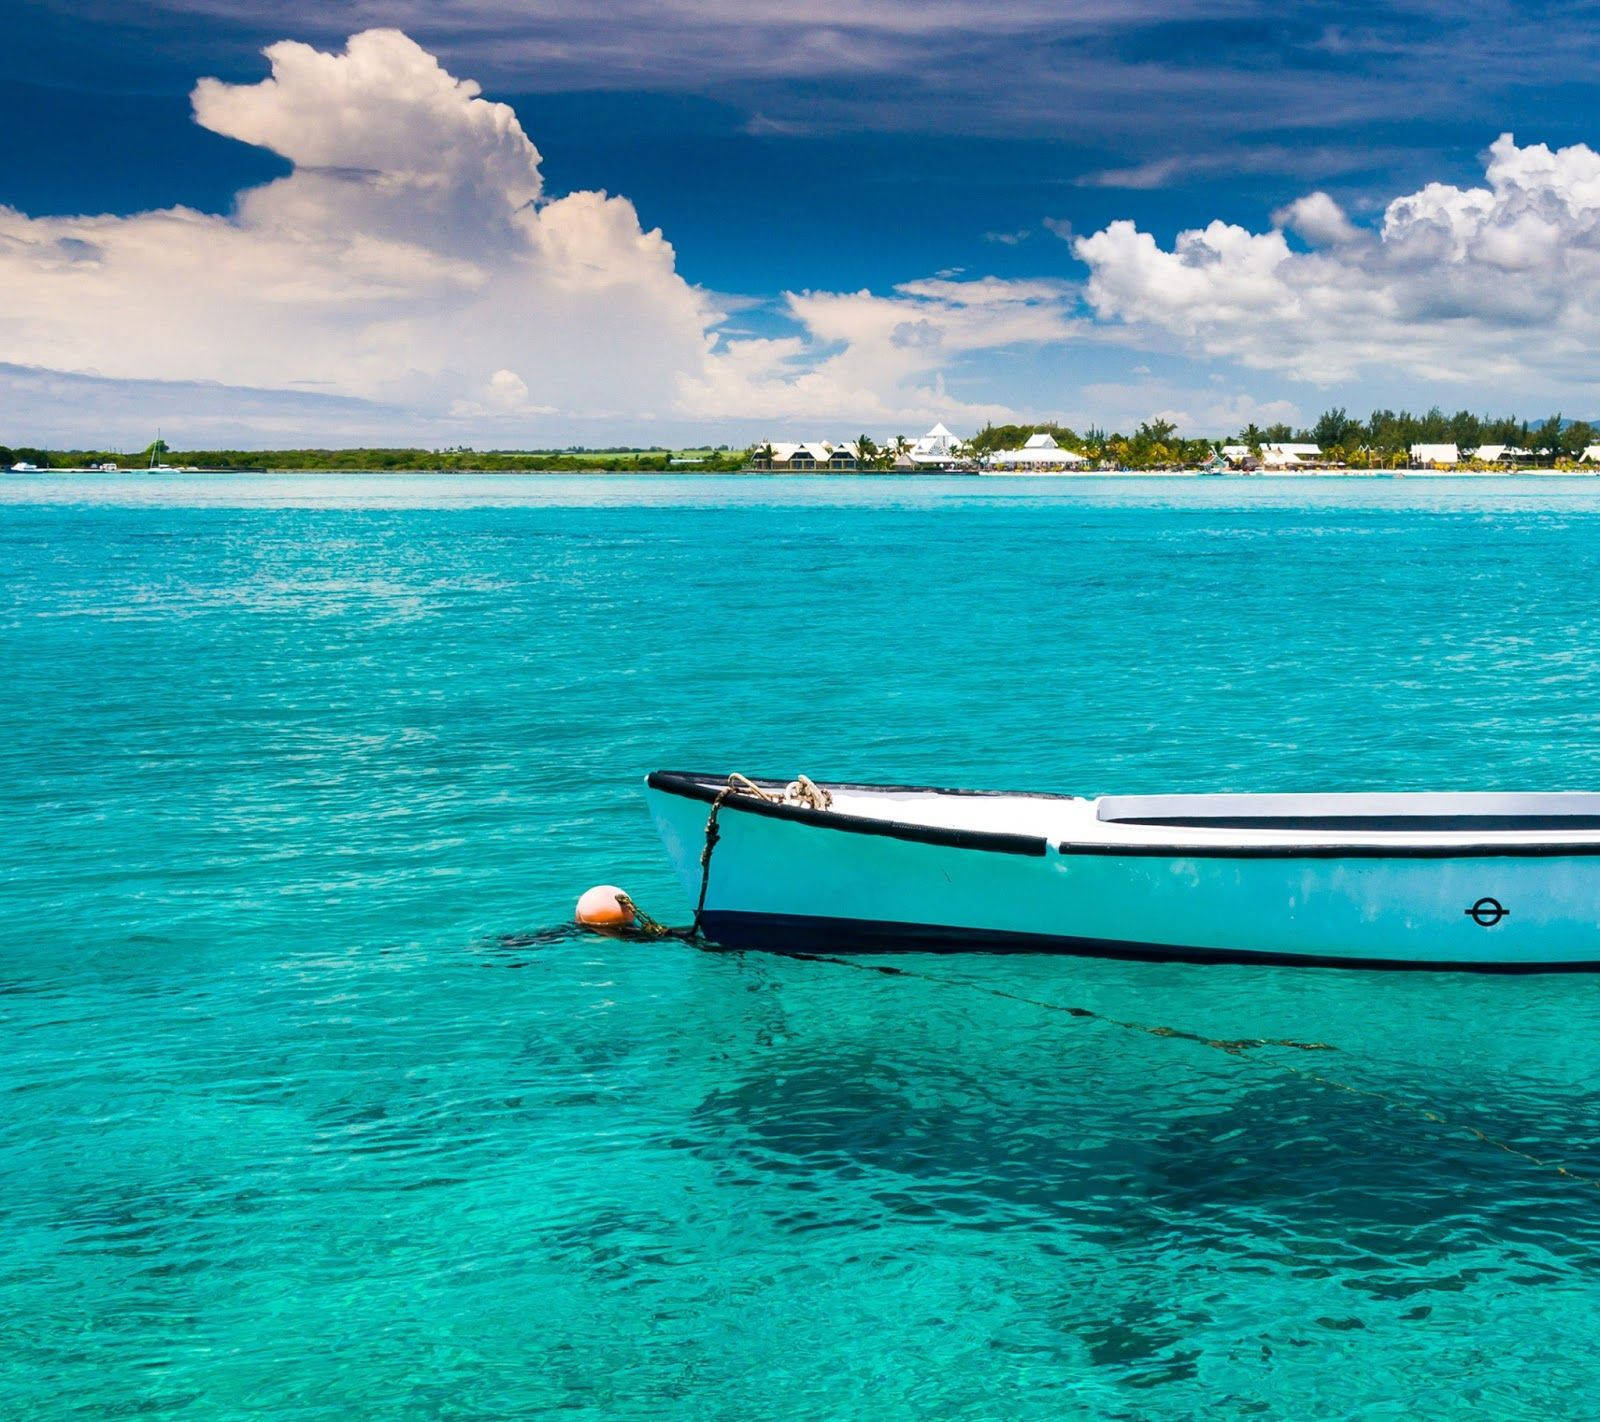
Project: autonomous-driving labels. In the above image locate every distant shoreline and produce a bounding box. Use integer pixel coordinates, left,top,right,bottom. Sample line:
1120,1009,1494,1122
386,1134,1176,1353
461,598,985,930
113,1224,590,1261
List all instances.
10,466,1599,479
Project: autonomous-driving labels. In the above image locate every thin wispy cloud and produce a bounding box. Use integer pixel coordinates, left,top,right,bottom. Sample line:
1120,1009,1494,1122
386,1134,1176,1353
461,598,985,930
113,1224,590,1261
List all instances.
1077,144,1407,190
34,0,1600,144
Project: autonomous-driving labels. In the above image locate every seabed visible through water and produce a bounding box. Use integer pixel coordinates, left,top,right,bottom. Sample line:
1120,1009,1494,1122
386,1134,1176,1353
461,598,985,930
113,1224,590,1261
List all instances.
7,473,1600,1417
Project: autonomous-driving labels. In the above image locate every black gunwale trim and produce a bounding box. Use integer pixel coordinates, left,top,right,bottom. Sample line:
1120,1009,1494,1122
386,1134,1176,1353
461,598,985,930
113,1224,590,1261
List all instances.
648,771,1600,860
701,910,1600,974
645,770,1049,857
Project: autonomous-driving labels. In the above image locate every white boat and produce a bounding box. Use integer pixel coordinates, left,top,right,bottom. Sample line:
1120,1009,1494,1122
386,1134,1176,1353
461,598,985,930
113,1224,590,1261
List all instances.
645,771,1600,970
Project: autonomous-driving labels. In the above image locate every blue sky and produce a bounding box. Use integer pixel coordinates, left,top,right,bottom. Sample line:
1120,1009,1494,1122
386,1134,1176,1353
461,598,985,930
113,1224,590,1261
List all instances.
4,0,1600,446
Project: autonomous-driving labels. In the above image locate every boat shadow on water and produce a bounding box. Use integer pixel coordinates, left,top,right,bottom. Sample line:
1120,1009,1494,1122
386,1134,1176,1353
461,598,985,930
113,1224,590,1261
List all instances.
479,931,1600,1288
457,929,1600,1392
674,950,1600,1284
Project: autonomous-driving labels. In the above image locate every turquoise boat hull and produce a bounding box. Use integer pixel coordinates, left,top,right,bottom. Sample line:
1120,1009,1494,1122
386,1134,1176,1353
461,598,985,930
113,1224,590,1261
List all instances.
646,772,1600,970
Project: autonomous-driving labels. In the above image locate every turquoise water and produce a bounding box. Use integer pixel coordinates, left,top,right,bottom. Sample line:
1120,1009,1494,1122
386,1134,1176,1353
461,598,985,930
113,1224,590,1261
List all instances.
8,472,1600,1417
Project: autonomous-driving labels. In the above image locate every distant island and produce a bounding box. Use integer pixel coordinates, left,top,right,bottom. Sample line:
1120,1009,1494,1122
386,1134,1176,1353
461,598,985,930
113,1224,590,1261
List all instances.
0,442,750,473
6,407,1599,474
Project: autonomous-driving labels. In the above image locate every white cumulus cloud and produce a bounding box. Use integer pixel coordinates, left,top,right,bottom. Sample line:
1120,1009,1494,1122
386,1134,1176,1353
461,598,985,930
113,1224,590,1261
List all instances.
0,28,1075,443
1,27,732,428
1074,134,1600,399
1272,191,1362,246
680,277,1079,424
0,30,714,435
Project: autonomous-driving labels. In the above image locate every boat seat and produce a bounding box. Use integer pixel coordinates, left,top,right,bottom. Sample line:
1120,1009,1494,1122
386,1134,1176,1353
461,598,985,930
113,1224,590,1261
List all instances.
1095,792,1600,832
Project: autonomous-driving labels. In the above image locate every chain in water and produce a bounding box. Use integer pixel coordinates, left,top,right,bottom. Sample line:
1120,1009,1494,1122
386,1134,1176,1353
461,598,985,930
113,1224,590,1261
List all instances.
780,945,1600,1195
787,950,1334,1055
1266,1056,1600,1191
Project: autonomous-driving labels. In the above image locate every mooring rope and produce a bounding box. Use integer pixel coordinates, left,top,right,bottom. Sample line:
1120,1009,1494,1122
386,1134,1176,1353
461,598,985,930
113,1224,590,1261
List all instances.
690,783,735,936
689,773,833,936
616,891,674,939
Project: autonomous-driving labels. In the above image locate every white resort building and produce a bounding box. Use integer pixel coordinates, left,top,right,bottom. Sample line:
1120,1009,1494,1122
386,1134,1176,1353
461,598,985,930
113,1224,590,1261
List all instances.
749,423,967,472
750,441,834,471
1582,446,1600,464
903,423,966,468
984,432,1089,471
1470,445,1538,464
1409,443,1460,467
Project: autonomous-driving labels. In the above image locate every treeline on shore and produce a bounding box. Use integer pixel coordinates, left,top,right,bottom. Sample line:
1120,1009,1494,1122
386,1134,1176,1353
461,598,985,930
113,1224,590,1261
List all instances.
963,420,1213,467
6,406,1598,473
967,408,1599,469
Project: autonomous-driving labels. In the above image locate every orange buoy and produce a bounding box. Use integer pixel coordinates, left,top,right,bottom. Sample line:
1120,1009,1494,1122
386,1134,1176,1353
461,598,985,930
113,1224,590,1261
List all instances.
575,884,636,932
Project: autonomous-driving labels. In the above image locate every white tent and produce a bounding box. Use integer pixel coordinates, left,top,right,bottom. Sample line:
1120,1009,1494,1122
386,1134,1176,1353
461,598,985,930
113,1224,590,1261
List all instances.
1410,443,1460,466
1473,445,1508,463
1261,442,1322,467
1581,446,1600,463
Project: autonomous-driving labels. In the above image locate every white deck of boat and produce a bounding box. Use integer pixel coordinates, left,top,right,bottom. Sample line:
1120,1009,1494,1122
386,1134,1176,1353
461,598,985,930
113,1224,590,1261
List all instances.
823,787,1600,848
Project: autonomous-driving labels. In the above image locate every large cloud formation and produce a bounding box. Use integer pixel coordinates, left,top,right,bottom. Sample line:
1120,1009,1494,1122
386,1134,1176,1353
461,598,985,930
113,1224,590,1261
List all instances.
0,30,713,428
0,29,1064,441
1074,134,1600,398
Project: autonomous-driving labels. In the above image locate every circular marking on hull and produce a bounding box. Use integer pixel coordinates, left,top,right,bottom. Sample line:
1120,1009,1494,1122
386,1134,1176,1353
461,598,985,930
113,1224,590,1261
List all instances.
1465,896,1509,927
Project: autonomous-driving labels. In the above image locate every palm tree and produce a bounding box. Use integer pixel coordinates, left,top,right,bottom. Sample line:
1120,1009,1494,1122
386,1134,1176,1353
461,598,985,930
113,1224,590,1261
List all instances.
856,433,880,471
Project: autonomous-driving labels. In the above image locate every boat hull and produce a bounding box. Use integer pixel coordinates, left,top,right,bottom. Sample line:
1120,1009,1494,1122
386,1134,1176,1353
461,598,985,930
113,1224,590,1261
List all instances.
646,776,1600,970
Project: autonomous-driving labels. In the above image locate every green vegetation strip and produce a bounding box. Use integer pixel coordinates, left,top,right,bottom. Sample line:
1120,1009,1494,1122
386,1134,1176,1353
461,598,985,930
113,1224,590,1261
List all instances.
0,445,750,473
5,406,1597,472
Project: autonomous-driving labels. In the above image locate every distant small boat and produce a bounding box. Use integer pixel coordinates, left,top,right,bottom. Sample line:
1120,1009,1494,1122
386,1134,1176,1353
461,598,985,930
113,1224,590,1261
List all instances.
646,771,1600,970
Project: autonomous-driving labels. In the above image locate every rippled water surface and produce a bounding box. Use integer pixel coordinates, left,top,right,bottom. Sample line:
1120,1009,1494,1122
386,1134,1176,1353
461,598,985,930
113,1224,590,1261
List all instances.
7,473,1600,1418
